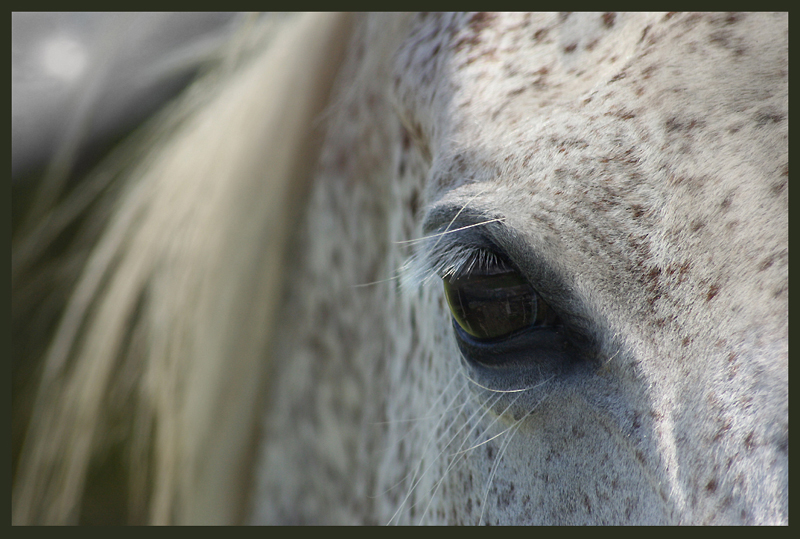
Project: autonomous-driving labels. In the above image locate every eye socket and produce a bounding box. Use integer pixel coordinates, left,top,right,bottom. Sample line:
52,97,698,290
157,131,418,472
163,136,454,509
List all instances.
443,264,560,341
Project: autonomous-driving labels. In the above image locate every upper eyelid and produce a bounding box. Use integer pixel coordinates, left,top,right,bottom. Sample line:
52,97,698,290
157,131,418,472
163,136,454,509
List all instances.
417,205,512,280
420,202,507,239
421,203,492,235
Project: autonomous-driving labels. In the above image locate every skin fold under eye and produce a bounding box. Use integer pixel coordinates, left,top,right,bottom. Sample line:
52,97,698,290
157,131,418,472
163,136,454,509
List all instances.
442,262,560,341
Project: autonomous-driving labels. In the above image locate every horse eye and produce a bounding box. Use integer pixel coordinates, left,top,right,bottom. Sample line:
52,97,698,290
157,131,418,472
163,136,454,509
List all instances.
443,266,559,341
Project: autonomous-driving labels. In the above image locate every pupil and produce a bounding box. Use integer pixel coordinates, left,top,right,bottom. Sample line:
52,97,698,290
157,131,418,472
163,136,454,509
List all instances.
443,269,542,340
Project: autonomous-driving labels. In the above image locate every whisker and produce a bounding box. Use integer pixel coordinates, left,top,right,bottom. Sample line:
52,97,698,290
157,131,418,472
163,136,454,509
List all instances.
372,371,463,426
351,274,401,289
449,419,520,457
396,217,505,246
410,397,499,524
417,392,523,523
478,417,524,525
388,390,501,525
397,189,498,289
429,188,490,252
372,375,469,460
463,371,556,394
368,386,470,503
476,389,553,525
385,381,475,523
359,216,503,291
600,332,624,369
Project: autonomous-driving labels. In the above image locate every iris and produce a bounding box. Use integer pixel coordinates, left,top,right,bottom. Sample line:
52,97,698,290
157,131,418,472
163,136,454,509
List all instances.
443,264,559,341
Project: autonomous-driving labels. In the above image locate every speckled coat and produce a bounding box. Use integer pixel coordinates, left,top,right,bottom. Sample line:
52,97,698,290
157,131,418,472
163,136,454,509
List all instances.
12,12,787,525
251,13,787,524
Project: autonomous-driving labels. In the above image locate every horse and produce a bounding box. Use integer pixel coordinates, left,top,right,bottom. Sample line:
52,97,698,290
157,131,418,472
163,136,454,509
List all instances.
12,12,787,524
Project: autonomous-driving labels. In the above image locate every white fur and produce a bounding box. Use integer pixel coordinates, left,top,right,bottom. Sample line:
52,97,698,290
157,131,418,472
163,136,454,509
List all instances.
13,13,787,525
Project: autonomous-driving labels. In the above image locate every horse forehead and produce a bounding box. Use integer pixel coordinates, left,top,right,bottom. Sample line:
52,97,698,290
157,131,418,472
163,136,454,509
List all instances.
390,12,787,364
392,12,788,192
392,11,787,282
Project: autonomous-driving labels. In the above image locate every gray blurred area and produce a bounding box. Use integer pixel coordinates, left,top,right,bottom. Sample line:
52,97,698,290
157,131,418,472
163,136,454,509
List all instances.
12,12,243,182
11,16,248,513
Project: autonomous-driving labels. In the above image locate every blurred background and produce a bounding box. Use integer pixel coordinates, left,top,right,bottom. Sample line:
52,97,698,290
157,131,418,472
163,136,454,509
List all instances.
12,13,243,183
11,14,255,521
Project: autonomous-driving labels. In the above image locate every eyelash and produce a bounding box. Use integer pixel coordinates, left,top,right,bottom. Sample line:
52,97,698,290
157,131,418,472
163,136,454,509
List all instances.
407,241,506,286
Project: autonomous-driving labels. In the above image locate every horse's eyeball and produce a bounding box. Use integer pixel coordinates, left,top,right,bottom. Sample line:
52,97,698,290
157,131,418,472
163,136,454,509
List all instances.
443,267,559,341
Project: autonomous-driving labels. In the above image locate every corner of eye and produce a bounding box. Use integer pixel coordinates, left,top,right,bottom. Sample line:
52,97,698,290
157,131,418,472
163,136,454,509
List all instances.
397,254,438,292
